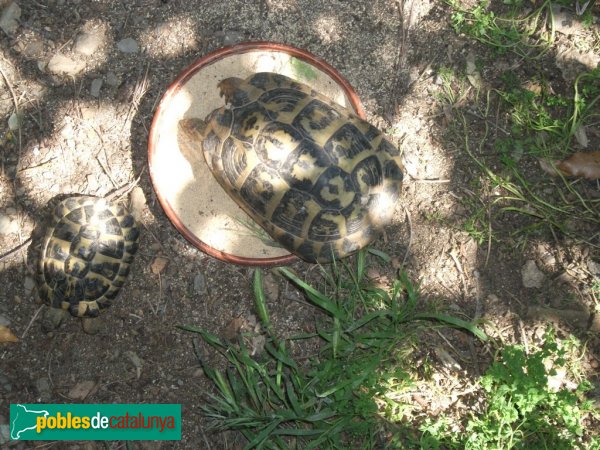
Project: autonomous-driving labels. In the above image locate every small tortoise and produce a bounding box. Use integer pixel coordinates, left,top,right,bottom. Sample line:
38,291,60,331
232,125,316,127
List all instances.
179,72,404,263
37,196,139,332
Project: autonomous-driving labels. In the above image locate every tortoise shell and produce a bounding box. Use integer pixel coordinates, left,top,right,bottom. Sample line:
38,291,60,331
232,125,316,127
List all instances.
37,196,139,317
180,72,404,263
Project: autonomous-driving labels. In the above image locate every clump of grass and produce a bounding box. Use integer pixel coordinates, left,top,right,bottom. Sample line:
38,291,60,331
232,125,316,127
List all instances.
436,65,600,248
420,328,599,449
181,250,487,448
447,0,556,58
495,68,600,160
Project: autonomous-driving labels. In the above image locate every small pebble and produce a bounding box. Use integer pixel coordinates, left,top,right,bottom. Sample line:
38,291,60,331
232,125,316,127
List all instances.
151,256,169,275
68,380,96,400
24,276,35,296
106,71,120,86
521,260,545,289
117,38,139,53
193,272,207,295
90,78,103,97
0,315,10,326
0,371,12,392
35,377,52,402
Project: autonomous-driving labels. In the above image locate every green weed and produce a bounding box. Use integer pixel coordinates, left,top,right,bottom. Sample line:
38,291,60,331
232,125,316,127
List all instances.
436,65,600,247
420,328,598,449
448,0,556,58
181,251,487,449
495,68,600,159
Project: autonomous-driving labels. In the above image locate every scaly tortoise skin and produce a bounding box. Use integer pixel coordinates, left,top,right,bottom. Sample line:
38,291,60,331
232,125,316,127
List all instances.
37,196,139,318
179,72,404,263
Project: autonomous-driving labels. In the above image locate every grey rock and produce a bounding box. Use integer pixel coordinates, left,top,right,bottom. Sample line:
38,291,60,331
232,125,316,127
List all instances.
35,376,52,402
47,53,85,76
0,1,20,36
193,272,207,295
0,371,12,392
522,260,545,289
117,37,139,53
74,30,104,56
0,315,10,326
106,71,120,87
23,276,35,296
90,78,103,97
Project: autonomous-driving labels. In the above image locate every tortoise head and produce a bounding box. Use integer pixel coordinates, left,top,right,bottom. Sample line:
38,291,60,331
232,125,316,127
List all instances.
178,118,209,141
177,118,209,167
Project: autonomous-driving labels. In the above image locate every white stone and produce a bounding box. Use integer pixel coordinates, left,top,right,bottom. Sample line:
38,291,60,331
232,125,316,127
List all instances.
522,260,545,289
74,30,104,56
0,213,12,234
47,53,86,76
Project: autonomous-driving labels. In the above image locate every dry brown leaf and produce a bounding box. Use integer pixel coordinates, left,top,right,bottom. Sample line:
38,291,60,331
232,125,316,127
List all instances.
150,256,169,275
557,151,600,180
522,80,543,95
0,325,19,343
68,380,97,400
222,317,245,341
538,158,559,176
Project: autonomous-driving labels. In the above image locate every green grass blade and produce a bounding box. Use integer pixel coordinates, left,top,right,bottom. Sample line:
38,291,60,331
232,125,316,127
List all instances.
243,419,283,450
264,342,298,370
253,269,272,334
367,247,391,263
357,248,366,282
276,267,342,318
412,313,488,342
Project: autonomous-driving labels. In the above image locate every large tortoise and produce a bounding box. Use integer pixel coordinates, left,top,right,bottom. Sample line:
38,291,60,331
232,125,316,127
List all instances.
37,196,139,332
179,72,404,263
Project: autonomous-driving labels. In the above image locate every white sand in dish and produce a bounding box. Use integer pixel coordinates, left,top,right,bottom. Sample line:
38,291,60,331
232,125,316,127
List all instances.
151,50,355,259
